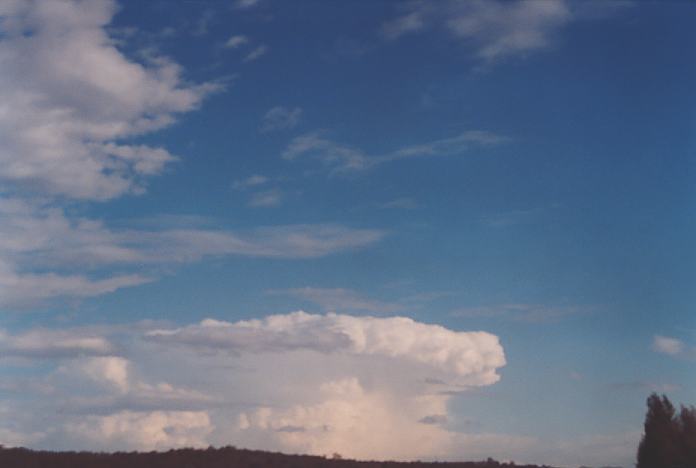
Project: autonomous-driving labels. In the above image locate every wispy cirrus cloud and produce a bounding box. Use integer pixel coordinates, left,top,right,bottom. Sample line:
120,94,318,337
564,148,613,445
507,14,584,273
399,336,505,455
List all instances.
381,0,629,63
282,130,506,173
0,198,385,308
225,34,249,49
260,106,303,133
244,44,269,62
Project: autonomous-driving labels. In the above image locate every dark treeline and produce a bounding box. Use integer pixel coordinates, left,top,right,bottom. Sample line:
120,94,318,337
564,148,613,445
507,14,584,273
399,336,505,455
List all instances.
0,445,554,468
636,393,696,468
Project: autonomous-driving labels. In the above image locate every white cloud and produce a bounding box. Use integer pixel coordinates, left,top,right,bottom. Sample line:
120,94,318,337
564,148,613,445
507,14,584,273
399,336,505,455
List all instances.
236,377,451,460
0,198,385,307
0,313,638,465
147,311,506,383
282,130,506,173
66,410,213,450
244,44,269,62
260,106,303,132
0,0,217,200
382,0,573,61
225,34,249,48
652,335,685,355
0,327,115,359
78,356,131,393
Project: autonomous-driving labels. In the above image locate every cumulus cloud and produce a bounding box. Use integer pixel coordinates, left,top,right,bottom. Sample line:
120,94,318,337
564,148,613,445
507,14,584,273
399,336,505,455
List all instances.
66,411,213,450
147,311,505,383
260,106,303,132
0,0,218,201
0,312,507,457
282,130,506,173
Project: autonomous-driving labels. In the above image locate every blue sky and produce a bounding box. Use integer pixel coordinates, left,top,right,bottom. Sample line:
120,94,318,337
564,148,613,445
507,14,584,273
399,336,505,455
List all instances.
0,1,694,466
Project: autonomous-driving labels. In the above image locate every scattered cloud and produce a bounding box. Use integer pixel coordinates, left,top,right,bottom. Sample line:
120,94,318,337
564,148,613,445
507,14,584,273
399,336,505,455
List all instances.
244,44,269,62
382,0,572,62
0,0,218,200
269,287,403,314
652,335,684,356
225,34,249,49
282,130,506,174
260,106,303,133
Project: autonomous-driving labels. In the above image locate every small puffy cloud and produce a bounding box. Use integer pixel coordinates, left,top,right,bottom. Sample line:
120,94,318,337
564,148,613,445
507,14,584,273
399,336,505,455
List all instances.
244,44,269,62
225,35,249,48
260,106,303,133
652,335,685,355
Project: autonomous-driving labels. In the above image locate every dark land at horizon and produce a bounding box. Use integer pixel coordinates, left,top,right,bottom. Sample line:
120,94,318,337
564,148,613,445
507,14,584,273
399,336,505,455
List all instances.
0,445,556,468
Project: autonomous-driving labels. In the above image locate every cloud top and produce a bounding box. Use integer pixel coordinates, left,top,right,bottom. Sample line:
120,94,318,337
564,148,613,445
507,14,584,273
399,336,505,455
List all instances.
148,311,506,384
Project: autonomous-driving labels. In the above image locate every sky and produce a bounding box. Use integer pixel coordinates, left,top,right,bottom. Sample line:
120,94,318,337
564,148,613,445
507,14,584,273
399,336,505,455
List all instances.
0,0,694,466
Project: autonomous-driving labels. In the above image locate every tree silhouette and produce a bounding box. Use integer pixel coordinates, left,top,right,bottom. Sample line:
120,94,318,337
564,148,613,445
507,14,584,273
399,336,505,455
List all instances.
636,393,696,468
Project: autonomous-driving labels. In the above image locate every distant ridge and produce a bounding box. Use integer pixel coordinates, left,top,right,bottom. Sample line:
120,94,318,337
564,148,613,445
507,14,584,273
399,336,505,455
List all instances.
0,445,557,468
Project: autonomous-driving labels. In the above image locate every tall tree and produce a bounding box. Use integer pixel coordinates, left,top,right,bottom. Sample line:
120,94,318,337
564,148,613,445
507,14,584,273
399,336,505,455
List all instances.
637,393,696,468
